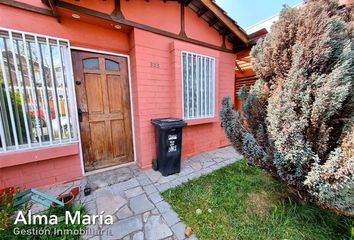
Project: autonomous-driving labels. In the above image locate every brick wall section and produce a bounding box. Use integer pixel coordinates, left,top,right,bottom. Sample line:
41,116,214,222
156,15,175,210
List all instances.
130,29,235,168
0,144,82,189
129,29,176,167
174,44,235,158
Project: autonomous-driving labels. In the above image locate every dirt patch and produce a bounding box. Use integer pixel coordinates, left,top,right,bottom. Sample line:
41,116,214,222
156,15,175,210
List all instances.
245,191,273,219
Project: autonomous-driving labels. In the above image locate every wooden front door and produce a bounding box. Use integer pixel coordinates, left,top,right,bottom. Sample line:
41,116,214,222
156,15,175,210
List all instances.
72,50,133,171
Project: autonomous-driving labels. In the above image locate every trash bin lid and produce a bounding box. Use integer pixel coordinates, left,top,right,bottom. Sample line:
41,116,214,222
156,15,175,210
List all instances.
151,118,187,129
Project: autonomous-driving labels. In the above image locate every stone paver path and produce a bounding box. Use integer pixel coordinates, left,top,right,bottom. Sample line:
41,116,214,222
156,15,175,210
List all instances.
32,146,242,240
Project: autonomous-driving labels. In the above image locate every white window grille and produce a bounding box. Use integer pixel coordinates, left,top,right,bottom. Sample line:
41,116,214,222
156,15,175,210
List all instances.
0,28,78,152
181,51,215,119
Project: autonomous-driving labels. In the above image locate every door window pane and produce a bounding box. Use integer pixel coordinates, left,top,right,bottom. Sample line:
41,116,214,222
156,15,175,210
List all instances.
83,58,99,70
105,59,120,71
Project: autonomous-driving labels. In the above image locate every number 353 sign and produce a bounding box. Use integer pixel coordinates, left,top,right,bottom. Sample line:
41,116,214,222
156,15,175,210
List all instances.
168,134,177,153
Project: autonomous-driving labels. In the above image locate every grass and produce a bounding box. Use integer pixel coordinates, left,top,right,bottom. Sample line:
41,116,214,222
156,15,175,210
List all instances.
162,160,352,240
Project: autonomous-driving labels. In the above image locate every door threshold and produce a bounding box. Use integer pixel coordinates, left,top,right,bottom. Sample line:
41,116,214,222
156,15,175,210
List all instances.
83,161,136,176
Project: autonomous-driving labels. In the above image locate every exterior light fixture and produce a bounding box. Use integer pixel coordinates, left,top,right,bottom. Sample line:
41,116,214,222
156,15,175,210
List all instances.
72,14,80,19
114,24,122,29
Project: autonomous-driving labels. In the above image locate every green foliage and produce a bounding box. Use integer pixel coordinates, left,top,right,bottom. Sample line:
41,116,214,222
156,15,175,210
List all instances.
0,79,29,146
305,129,354,215
251,6,300,82
242,133,266,165
220,0,354,215
237,85,248,100
220,96,246,152
162,160,352,240
220,84,273,170
0,187,24,231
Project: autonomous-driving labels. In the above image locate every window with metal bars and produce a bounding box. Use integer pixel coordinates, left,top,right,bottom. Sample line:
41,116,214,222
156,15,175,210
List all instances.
181,51,215,119
0,28,78,152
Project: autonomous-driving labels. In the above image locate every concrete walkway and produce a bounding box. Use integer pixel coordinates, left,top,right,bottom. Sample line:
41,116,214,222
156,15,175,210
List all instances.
33,146,242,240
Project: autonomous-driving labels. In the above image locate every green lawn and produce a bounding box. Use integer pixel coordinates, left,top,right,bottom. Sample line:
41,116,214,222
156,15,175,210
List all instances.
162,160,352,240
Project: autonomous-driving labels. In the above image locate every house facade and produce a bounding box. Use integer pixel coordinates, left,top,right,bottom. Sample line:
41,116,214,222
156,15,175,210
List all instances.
0,0,248,189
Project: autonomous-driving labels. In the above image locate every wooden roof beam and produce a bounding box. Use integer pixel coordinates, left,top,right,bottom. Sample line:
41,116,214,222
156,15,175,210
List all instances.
47,0,60,22
183,0,193,6
218,28,231,36
236,49,251,59
208,18,219,27
197,7,208,17
238,56,251,63
112,0,124,18
235,61,242,72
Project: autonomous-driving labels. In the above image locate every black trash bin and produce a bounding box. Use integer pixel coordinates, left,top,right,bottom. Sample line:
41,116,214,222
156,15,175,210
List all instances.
151,118,187,176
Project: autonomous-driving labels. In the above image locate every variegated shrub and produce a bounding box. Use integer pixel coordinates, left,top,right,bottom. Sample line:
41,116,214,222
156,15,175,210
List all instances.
220,0,353,215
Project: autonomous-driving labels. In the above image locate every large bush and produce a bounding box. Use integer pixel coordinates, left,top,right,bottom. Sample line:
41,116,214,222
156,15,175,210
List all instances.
220,0,353,215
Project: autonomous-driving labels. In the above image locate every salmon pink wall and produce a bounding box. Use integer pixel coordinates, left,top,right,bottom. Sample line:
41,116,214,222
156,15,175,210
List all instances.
0,144,82,189
0,5,130,54
129,28,235,168
2,0,232,50
129,29,175,167
62,0,115,15
184,7,223,47
121,0,181,35
122,0,230,48
171,41,235,158
14,0,49,9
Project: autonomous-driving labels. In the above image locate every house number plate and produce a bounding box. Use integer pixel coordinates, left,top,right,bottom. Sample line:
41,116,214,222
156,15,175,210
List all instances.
150,62,160,68
168,134,177,153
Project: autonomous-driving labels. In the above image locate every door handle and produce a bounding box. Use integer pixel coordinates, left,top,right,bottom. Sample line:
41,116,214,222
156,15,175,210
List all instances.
78,108,83,122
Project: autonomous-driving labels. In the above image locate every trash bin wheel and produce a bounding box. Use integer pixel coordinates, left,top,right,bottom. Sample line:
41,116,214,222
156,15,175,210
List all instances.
152,159,158,171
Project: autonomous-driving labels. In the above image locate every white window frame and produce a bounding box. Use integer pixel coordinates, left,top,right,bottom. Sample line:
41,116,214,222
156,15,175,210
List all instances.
0,27,78,152
181,51,215,120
